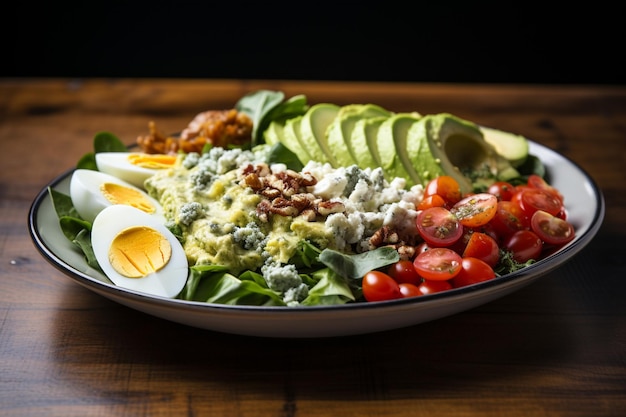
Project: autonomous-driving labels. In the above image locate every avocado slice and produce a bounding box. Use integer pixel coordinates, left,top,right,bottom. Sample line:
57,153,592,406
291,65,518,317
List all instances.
283,116,313,164
326,104,392,168
479,125,529,167
376,113,421,183
417,113,519,194
263,120,283,146
351,115,389,169
400,116,447,187
264,117,311,165
299,103,340,165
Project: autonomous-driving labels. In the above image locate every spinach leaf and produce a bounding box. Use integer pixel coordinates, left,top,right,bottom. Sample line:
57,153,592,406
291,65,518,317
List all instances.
288,240,323,269
48,188,101,271
48,187,81,219
517,154,546,179
182,265,286,306
76,153,98,170
179,264,230,300
72,228,102,271
236,90,285,146
77,131,127,170
319,247,400,280
264,94,308,123
235,90,309,146
94,131,127,152
301,268,355,306
59,216,91,240
266,142,304,172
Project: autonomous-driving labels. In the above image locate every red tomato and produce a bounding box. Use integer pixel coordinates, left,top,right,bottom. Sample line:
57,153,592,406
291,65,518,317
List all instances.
487,181,515,201
424,175,462,205
451,193,498,227
503,230,543,263
449,227,474,254
362,271,402,302
473,222,500,242
413,247,463,281
462,231,500,267
388,260,422,286
489,200,526,239
417,194,446,210
530,210,576,246
512,188,563,218
415,206,463,247
415,242,431,254
527,174,564,203
418,279,453,295
451,257,496,288
399,283,422,298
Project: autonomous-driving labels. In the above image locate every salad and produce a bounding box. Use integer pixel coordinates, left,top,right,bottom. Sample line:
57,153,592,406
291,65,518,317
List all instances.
48,90,576,306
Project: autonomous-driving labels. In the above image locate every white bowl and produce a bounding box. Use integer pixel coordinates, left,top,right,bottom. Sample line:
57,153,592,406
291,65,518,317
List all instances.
28,141,605,338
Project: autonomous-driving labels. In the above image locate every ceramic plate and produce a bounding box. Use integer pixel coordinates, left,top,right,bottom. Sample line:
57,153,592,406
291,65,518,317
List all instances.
28,141,604,338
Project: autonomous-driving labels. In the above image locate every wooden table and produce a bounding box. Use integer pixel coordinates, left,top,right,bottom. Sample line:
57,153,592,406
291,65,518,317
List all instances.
2,78,625,417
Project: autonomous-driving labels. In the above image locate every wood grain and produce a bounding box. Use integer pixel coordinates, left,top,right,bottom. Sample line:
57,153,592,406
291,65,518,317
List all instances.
1,78,625,417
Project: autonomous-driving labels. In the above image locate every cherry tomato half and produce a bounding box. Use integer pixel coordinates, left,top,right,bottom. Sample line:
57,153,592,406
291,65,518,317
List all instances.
413,247,463,281
424,175,462,205
416,206,463,247
512,188,563,218
503,229,543,263
527,174,564,203
462,231,500,267
417,194,446,210
451,193,498,227
487,181,516,201
362,271,402,302
388,260,422,286
530,210,576,246
451,257,496,288
489,200,526,239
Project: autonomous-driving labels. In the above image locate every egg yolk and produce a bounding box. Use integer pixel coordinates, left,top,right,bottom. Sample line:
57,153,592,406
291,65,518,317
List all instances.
108,226,172,278
128,153,177,169
100,183,156,214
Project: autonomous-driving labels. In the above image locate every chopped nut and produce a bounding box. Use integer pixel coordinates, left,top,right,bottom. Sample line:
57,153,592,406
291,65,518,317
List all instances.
317,201,345,216
369,226,399,247
396,245,416,261
242,173,263,190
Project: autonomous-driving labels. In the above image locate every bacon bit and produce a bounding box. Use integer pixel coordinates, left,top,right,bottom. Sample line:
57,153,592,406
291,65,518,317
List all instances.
136,109,253,155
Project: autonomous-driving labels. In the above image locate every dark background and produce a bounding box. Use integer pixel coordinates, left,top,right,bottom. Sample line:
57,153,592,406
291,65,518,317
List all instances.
3,3,624,84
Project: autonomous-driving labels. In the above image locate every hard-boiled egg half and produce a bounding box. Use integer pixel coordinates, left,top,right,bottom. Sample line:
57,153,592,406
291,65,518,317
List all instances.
70,169,165,223
92,205,189,298
95,152,178,189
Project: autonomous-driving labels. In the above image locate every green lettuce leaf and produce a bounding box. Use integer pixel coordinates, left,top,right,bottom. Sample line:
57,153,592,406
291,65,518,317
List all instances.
301,267,356,306
181,265,286,306
49,188,100,270
77,131,127,170
319,246,400,280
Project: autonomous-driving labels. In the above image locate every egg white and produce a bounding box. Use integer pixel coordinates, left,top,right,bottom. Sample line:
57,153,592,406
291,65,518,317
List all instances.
70,169,165,223
92,205,189,298
95,152,169,189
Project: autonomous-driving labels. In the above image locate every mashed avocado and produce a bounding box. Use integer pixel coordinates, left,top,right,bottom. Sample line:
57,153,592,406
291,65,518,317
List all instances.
144,147,423,279
144,148,336,275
